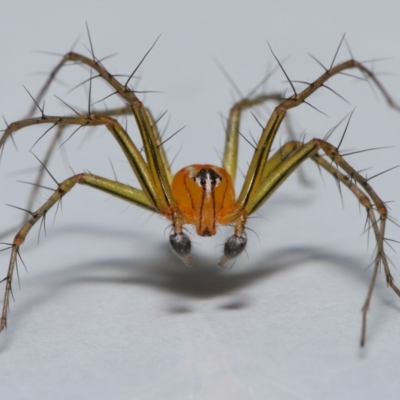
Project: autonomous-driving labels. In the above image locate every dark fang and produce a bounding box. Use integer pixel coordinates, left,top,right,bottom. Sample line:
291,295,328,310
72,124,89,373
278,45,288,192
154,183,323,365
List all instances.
223,234,247,259
170,231,191,265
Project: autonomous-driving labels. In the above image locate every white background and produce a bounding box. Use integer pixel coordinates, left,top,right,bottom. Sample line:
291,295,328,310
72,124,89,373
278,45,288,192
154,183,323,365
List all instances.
1,1,400,399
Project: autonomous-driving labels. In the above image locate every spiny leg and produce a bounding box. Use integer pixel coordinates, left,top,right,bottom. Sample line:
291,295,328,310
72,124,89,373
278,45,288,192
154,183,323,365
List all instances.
1,111,182,261
219,139,322,266
0,172,156,332
222,91,315,189
0,104,143,242
222,93,284,182
237,58,400,212
0,47,191,265
0,48,175,212
0,126,64,242
245,138,400,345
1,114,163,210
2,109,190,260
14,104,170,225
310,153,396,346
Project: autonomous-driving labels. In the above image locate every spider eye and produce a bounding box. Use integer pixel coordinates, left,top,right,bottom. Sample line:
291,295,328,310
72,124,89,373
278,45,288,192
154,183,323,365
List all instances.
193,168,222,191
170,231,191,265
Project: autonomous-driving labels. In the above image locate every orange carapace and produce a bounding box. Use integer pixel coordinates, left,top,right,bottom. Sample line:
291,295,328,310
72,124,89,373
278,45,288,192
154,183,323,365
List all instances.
171,164,238,236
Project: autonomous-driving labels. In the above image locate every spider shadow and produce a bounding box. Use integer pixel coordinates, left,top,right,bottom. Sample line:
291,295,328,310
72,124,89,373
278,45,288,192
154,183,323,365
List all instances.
1,211,399,351
2,230,398,351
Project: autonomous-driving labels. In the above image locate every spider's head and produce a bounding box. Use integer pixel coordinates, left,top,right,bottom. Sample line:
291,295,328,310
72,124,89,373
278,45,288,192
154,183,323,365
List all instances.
171,164,236,237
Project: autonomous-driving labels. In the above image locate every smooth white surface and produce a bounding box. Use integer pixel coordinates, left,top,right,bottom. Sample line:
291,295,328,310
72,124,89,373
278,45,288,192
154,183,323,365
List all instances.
1,1,400,399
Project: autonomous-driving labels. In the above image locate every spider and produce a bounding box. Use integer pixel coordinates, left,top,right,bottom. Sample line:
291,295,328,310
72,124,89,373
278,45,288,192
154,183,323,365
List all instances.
0,35,399,347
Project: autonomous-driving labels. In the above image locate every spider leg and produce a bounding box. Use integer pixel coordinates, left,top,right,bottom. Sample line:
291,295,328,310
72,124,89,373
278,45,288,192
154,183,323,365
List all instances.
1,52,189,264
237,59,400,212
143,107,173,184
1,115,163,210
246,139,400,345
0,172,155,333
218,141,306,266
26,105,135,203
311,153,397,346
60,52,175,210
1,50,175,211
0,105,145,242
0,127,65,242
222,93,284,182
27,104,158,218
2,110,190,259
